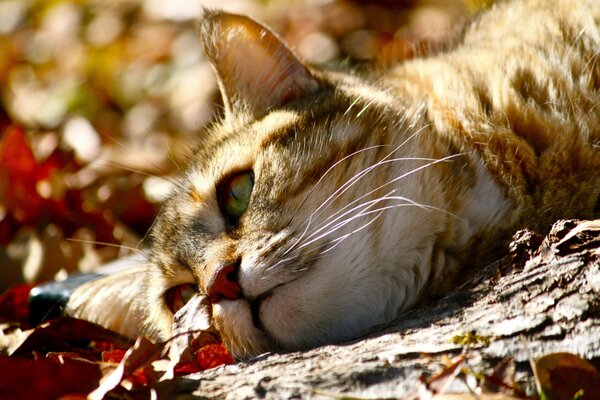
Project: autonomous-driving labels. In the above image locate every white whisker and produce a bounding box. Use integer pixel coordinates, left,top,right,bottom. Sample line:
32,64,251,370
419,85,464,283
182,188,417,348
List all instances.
323,153,464,225
298,122,434,232
297,196,424,251
356,87,393,118
283,144,390,256
319,211,385,255
297,153,463,250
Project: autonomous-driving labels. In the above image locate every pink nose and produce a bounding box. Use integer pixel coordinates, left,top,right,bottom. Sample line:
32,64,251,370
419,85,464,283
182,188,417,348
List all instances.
206,263,242,302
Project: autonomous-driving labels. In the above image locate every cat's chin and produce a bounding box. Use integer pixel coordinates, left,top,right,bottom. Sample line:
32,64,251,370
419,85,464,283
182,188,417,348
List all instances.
212,299,274,360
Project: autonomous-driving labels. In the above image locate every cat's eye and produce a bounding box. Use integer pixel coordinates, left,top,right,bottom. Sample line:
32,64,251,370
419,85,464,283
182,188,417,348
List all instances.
218,170,254,223
165,283,198,314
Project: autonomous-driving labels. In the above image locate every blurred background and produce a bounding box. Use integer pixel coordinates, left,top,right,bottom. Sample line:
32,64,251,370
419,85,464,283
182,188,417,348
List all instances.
0,0,487,290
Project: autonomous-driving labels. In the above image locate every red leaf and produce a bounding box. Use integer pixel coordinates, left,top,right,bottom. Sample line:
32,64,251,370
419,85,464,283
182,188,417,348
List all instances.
0,126,44,224
128,366,152,387
195,343,234,370
174,360,202,375
0,354,102,400
102,348,127,363
88,337,164,399
0,283,34,327
10,317,132,358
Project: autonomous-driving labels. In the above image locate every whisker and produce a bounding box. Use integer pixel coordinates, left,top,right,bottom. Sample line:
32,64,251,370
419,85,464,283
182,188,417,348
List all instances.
322,153,464,225
298,192,409,247
299,122,433,231
105,134,174,177
282,144,391,255
296,194,461,255
283,121,436,257
267,237,338,273
319,211,385,255
165,142,184,173
297,199,405,251
297,153,462,251
66,238,142,254
356,87,393,118
87,158,179,186
343,96,362,117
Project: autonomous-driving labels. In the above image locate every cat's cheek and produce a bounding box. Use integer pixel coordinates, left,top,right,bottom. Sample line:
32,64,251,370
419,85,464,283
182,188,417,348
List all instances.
212,300,271,359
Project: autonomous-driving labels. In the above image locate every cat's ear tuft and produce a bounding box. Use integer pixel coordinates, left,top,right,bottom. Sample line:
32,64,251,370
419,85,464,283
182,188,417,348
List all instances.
200,11,320,119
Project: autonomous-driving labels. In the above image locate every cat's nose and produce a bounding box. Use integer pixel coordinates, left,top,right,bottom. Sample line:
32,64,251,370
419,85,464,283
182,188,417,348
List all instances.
205,263,242,302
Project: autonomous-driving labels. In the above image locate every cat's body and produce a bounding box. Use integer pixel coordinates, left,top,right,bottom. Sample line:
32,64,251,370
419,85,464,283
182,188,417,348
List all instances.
67,0,600,360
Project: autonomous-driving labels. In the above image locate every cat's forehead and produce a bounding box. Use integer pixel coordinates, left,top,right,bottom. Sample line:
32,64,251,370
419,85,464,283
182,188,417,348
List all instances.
183,109,305,193
204,110,302,166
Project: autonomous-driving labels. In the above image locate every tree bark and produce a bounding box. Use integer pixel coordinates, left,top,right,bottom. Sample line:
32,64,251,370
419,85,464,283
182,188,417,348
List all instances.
179,219,600,399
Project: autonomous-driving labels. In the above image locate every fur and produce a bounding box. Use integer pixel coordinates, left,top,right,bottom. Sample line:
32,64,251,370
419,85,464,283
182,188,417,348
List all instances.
67,0,600,360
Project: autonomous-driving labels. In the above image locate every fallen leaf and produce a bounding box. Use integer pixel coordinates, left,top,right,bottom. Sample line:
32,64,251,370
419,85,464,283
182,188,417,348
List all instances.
88,336,164,400
432,394,522,400
0,354,102,400
0,126,43,225
10,317,132,357
195,343,235,370
163,293,221,379
481,357,527,398
0,283,34,327
534,352,600,400
423,356,466,392
102,348,127,363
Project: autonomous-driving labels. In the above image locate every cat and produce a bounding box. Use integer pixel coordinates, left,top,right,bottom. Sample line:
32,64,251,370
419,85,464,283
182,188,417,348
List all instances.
66,0,600,360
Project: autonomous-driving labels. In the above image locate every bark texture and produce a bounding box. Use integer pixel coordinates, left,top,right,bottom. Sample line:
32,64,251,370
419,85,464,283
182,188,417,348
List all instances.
182,219,600,399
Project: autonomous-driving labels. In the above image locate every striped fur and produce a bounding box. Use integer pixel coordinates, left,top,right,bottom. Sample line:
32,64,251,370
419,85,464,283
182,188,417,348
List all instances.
69,0,600,360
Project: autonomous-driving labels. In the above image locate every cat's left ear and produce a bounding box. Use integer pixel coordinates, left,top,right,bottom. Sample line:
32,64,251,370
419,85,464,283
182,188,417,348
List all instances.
200,11,320,119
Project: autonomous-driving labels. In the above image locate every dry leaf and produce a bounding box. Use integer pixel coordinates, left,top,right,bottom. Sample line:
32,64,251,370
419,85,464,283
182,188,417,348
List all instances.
88,336,164,400
10,317,132,357
0,354,102,400
534,352,600,400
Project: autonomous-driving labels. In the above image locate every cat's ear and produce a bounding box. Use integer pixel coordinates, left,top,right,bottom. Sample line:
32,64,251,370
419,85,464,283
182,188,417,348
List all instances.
200,11,320,118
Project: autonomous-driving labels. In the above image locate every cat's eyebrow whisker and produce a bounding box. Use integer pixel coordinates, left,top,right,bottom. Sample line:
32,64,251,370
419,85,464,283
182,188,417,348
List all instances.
342,76,388,117
343,96,362,117
105,134,175,177
86,158,180,186
355,87,394,118
65,238,142,254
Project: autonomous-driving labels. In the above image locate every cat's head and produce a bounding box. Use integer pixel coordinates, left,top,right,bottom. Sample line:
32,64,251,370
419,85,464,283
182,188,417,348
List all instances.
146,11,436,359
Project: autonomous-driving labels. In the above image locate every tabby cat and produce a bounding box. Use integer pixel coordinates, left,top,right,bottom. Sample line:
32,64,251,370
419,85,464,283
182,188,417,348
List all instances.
67,0,600,360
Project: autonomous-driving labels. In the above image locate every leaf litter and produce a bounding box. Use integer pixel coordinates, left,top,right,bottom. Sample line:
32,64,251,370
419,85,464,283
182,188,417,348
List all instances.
0,0,598,399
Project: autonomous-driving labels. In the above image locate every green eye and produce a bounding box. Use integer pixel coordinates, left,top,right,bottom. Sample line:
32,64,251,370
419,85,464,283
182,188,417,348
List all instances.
218,170,254,223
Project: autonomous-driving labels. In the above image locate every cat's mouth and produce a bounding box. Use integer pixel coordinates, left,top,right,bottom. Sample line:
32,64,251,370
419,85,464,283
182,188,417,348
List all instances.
248,293,269,331
210,297,277,359
172,289,278,360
